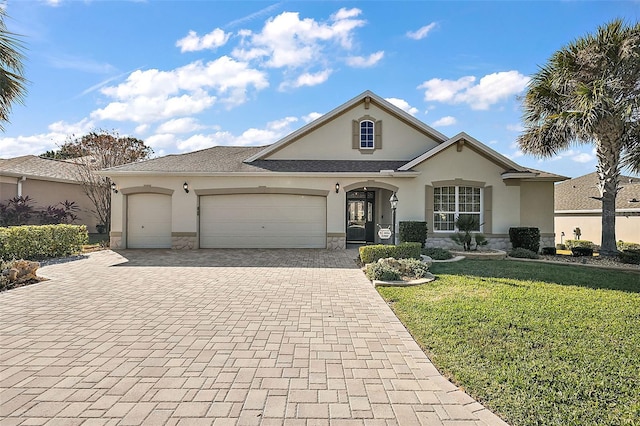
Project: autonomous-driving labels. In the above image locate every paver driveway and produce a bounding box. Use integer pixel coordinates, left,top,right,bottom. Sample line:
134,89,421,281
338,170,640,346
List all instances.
1,249,507,425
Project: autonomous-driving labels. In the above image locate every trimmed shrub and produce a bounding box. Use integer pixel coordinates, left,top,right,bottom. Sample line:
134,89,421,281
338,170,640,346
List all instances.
509,227,540,253
398,258,431,278
571,246,594,257
617,241,640,251
422,247,453,260
359,242,421,264
508,247,539,259
365,263,401,281
556,243,567,250
0,224,88,260
565,239,594,249
618,249,640,265
541,247,557,255
399,221,428,248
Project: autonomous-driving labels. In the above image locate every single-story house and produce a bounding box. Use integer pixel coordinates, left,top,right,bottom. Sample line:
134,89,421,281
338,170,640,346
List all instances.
555,172,640,245
103,90,566,250
0,155,100,231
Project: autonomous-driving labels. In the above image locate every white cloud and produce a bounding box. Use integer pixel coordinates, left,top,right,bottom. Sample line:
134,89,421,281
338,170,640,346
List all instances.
174,115,302,152
431,116,457,127
572,152,594,163
507,123,525,132
487,140,498,145
385,98,418,116
46,54,115,74
280,69,332,90
346,51,384,68
506,150,524,159
146,133,177,150
92,56,268,123
418,71,530,110
231,9,365,69
406,22,437,40
156,117,205,134
176,29,231,52
0,118,94,158
135,124,150,134
302,112,323,123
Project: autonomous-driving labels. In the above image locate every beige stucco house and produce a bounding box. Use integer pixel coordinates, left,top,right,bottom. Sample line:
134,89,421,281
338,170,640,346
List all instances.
0,155,100,231
555,172,640,245
103,91,565,250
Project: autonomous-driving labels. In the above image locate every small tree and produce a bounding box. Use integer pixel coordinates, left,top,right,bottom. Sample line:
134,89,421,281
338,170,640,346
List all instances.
58,130,153,232
450,215,488,251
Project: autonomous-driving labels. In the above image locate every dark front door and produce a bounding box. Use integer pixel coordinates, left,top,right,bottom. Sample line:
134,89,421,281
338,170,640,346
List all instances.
346,190,375,244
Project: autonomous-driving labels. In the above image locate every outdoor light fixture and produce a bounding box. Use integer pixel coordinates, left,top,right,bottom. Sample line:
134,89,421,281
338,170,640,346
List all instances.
111,182,118,194
183,182,189,193
335,183,340,193
389,192,398,245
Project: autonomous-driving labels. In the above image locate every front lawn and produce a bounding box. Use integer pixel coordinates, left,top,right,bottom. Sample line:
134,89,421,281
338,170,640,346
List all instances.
377,260,640,426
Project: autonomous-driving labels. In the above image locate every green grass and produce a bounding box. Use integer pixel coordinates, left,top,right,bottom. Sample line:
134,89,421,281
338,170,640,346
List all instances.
377,260,640,426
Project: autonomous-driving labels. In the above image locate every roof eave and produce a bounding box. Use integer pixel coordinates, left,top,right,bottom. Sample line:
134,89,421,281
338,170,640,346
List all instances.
98,170,421,178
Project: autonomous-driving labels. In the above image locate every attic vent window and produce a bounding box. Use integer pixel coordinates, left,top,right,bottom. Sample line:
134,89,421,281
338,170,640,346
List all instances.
360,120,374,149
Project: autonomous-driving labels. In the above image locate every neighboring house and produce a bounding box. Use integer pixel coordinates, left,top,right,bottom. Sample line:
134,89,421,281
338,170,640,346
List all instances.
555,172,640,245
103,90,566,250
0,155,100,231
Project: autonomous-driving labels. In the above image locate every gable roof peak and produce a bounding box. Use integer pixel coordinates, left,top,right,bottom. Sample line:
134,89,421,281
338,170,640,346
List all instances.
244,90,448,163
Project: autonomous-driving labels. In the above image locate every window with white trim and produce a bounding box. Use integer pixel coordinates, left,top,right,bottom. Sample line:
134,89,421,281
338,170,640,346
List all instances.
360,120,374,149
433,186,482,231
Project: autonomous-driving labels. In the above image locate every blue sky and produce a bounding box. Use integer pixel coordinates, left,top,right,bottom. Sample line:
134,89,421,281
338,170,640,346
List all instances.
1,0,638,178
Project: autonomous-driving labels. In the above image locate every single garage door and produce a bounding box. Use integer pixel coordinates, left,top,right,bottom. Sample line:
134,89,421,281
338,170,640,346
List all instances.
127,193,172,248
200,194,326,248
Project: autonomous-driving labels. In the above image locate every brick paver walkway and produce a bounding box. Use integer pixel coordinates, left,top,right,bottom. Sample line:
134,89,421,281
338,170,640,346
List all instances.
1,249,508,425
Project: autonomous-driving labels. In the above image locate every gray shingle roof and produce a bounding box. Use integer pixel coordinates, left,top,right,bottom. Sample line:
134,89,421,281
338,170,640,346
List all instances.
105,146,410,173
0,155,84,182
555,172,640,211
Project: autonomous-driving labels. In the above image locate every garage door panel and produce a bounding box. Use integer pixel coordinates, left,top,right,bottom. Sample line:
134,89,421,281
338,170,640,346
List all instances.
200,194,326,248
128,194,172,248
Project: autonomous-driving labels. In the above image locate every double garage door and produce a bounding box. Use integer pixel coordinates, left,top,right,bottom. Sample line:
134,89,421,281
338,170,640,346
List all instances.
127,193,326,248
200,194,326,248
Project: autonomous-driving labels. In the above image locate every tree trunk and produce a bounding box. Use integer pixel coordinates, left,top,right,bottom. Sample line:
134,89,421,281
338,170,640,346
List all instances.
595,137,621,256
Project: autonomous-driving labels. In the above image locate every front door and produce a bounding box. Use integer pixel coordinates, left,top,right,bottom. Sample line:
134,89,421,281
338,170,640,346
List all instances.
346,190,375,244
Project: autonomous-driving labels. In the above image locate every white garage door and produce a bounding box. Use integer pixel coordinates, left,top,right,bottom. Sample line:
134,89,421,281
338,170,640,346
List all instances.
127,193,172,248
200,194,326,248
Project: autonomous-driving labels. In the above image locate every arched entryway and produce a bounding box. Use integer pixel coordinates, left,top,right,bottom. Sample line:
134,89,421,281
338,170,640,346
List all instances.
343,181,398,246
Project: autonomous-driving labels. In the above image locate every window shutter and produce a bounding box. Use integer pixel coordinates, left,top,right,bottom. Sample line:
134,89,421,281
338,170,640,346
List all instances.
374,120,382,149
483,186,492,234
352,120,359,149
425,185,434,234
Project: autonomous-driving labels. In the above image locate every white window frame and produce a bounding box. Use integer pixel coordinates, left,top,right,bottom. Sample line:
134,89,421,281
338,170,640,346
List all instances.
360,120,375,149
433,186,483,232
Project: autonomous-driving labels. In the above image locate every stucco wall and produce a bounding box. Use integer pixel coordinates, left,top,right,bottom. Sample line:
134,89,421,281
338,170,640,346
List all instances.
520,181,555,233
408,144,522,234
1,178,99,230
555,214,640,245
268,102,440,161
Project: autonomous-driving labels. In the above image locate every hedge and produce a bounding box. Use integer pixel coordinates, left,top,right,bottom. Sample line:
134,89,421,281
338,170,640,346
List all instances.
359,242,421,264
565,239,594,249
0,224,88,260
508,227,540,253
619,249,640,265
617,241,640,251
399,221,428,247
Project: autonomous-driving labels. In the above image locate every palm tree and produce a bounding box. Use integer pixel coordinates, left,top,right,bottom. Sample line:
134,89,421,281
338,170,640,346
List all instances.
0,8,26,131
518,19,640,256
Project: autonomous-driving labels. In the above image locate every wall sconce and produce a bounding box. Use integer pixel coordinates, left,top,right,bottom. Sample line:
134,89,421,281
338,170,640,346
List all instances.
183,182,189,193
111,182,118,194
335,182,340,193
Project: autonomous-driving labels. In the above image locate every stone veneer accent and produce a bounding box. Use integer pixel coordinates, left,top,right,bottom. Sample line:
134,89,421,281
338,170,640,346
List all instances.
172,233,197,250
425,234,556,252
109,232,122,249
327,234,346,250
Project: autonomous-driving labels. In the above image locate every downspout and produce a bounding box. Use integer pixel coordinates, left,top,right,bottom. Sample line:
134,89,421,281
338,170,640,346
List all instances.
17,176,26,197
